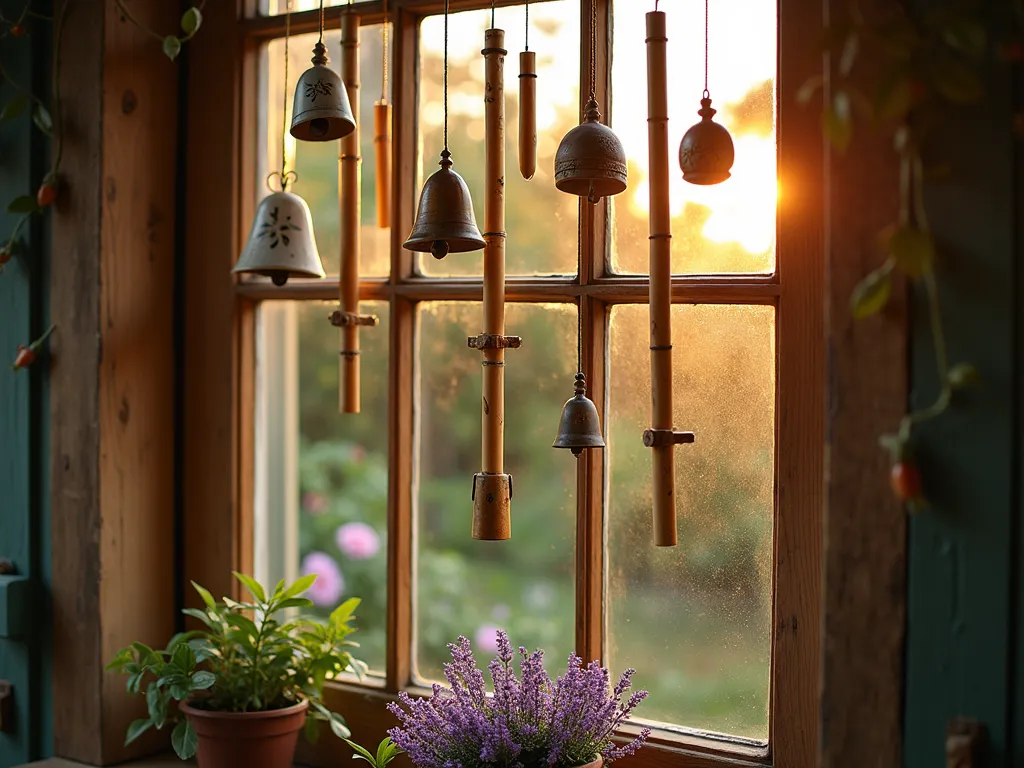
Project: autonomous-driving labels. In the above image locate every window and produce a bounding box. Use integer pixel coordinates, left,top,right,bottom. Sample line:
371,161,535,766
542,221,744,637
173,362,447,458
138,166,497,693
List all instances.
226,1,822,765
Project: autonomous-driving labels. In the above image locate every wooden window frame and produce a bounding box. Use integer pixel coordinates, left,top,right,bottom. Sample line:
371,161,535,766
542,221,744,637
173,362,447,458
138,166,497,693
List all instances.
183,1,822,766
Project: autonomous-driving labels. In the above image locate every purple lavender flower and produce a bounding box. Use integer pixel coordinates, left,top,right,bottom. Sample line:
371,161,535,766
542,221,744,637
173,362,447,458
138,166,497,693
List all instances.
388,630,649,768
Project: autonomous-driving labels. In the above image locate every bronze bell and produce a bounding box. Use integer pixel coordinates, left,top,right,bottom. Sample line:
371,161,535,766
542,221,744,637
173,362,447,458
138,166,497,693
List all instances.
552,373,606,457
233,190,326,286
404,149,485,259
290,42,356,142
679,96,735,185
554,97,627,203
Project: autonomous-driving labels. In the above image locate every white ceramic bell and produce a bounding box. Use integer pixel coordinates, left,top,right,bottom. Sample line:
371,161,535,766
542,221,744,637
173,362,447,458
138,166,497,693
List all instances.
290,42,356,142
233,190,326,285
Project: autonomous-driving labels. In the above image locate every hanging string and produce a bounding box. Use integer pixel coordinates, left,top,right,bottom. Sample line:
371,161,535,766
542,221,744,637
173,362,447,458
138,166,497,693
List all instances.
576,198,583,372
589,0,596,100
703,0,709,98
443,0,449,151
382,0,389,101
525,2,529,51
275,1,293,190
317,0,326,45
491,0,495,30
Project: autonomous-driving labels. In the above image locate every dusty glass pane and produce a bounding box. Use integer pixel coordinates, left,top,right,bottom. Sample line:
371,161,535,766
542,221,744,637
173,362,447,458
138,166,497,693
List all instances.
254,301,389,673
415,303,576,681
606,304,775,740
264,25,392,277
262,0,376,16
609,1,776,275
416,4,579,277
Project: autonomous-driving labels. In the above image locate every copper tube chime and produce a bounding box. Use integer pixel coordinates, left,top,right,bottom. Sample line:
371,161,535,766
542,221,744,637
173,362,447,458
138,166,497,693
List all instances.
374,0,392,227
644,8,695,547
330,10,379,414
469,24,521,541
518,3,536,181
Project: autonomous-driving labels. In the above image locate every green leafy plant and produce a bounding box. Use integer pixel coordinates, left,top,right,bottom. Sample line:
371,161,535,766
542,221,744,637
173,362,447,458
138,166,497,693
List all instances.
107,572,367,760
344,737,404,768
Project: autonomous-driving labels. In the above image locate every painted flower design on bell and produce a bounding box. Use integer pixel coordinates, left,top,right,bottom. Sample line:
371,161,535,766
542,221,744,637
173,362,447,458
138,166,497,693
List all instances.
257,205,301,249
305,78,334,102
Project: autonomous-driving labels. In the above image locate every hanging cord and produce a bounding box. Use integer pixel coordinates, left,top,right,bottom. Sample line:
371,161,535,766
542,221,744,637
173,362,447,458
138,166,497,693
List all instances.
382,0,389,101
491,0,495,30
443,0,449,151
268,1,296,192
589,0,596,100
318,0,325,45
576,199,583,373
703,0,709,98
525,2,529,50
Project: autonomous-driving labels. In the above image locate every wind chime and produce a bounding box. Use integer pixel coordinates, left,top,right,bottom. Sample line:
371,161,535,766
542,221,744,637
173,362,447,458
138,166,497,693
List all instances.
518,2,536,181
554,0,626,203
290,0,355,142
643,0,733,546
466,5,522,541
404,0,485,259
330,2,380,414
375,0,392,228
234,3,326,286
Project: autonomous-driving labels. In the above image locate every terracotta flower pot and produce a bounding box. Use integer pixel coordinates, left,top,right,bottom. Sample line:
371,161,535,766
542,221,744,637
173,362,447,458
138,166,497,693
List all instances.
575,757,602,768
179,699,309,768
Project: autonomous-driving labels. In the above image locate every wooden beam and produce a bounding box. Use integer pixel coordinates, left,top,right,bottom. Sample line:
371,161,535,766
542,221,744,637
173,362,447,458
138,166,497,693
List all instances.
50,0,180,762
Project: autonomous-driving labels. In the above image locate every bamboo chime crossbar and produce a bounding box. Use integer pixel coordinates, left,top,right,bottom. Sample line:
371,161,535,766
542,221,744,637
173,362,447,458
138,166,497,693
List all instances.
645,10,692,546
469,27,515,540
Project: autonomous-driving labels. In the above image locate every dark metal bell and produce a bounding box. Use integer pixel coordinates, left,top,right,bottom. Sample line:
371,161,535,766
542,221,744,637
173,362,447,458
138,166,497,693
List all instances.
290,42,356,142
404,149,485,258
554,97,627,203
679,96,735,186
552,373,606,457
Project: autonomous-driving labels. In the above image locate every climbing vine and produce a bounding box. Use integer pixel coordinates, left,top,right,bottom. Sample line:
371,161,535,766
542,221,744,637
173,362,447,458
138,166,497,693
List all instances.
804,0,1019,509
0,0,202,369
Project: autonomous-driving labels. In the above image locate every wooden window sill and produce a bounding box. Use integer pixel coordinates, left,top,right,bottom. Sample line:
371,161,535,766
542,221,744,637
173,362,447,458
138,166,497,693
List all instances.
18,758,311,768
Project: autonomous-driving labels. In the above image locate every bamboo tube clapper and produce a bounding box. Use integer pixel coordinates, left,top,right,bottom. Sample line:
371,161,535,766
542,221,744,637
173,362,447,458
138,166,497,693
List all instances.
518,50,537,180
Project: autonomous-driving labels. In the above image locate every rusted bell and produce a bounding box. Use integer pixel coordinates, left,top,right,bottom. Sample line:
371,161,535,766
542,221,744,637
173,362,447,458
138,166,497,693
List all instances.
679,96,734,185
552,373,606,457
233,191,325,286
290,42,356,142
554,97,627,203
404,149,485,259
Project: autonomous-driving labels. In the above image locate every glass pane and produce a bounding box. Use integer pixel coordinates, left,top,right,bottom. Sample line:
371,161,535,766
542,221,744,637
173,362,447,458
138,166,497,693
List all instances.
416,303,576,680
607,304,775,740
264,25,392,277
416,3,580,277
262,0,377,16
609,1,777,274
254,300,390,673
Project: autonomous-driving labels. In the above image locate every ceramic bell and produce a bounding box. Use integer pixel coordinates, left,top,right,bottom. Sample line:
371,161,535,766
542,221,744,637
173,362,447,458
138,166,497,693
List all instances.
679,96,734,185
290,42,356,142
233,190,325,285
404,149,485,259
554,97,627,203
552,373,606,456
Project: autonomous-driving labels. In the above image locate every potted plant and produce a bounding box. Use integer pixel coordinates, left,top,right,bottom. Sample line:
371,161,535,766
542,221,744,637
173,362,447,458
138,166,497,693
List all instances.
383,630,650,768
107,572,368,768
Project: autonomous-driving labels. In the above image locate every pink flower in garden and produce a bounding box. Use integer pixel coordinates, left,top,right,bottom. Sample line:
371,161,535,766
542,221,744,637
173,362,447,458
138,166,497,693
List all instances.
300,551,345,606
474,624,502,655
335,521,381,560
303,491,329,514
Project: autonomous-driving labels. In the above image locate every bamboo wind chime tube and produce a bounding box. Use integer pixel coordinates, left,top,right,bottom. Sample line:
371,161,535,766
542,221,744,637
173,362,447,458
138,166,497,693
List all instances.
518,50,536,180
470,26,516,541
645,10,688,546
339,12,362,413
374,102,391,228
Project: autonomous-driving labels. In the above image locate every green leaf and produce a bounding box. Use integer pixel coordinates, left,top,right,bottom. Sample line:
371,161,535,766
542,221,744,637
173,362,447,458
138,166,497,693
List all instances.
886,225,934,278
180,7,202,36
191,580,217,609
329,597,361,627
328,712,351,740
171,719,198,760
281,573,317,600
376,737,394,766
796,75,823,105
234,572,267,602
163,35,182,62
170,682,191,701
124,718,153,746
31,103,52,135
305,715,322,744
171,642,196,673
106,648,134,671
850,265,892,319
839,33,859,76
874,70,913,122
948,362,980,390
146,684,169,729
7,196,39,214
823,92,853,152
225,611,259,639
190,670,216,690
1,96,28,122
276,597,315,611
942,19,987,58
181,607,217,629
345,738,378,765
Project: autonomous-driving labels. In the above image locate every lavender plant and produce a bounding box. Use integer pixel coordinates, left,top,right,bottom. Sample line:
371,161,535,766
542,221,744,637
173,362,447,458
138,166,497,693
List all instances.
386,631,650,768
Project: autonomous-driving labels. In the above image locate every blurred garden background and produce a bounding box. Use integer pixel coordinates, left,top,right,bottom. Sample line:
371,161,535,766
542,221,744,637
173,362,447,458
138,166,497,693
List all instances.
258,0,777,743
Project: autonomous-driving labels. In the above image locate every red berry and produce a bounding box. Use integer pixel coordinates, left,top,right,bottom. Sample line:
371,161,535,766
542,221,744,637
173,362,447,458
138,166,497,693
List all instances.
10,24,25,37
12,345,35,370
0,246,10,266
36,182,56,208
890,461,924,502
